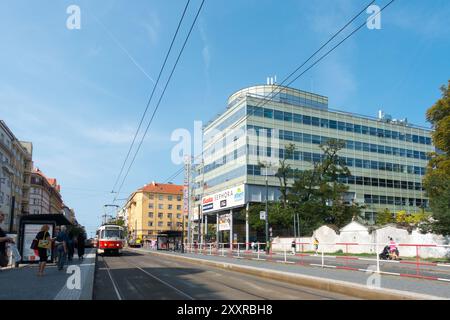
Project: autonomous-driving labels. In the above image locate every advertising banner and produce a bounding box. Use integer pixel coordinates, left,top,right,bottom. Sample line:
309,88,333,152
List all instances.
22,223,54,262
202,184,245,214
218,214,231,231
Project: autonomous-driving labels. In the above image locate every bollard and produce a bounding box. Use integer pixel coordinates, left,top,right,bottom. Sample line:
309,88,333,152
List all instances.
237,243,241,258
209,244,212,256
376,243,380,273
257,242,260,260
321,249,324,268
284,245,287,263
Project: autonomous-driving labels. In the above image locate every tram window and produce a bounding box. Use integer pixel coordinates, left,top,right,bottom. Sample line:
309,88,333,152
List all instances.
104,229,122,238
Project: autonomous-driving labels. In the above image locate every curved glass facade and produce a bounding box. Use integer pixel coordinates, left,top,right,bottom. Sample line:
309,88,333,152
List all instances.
194,85,433,218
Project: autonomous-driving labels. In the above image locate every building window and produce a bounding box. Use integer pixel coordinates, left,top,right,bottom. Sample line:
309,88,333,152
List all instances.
149,194,154,200
177,214,181,219
158,213,163,219
148,222,153,227
159,195,163,200
158,204,163,209
177,195,182,201
168,195,173,201
149,203,154,209
168,204,173,210
167,222,172,227
177,205,181,210
158,222,163,227
168,213,173,219
148,213,153,218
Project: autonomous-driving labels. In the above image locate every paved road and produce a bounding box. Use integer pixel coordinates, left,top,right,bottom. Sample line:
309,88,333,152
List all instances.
194,248,450,281
93,250,357,300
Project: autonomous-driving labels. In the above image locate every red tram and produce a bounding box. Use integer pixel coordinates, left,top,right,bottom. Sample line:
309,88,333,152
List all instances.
96,224,125,255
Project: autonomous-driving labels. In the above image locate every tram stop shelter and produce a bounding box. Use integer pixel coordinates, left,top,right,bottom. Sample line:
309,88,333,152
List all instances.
157,230,183,251
18,214,73,264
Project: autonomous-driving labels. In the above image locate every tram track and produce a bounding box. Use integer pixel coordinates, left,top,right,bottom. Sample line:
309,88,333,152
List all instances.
94,250,357,300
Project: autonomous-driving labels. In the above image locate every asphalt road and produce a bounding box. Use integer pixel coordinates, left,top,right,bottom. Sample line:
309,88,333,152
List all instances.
93,250,357,300
232,250,450,280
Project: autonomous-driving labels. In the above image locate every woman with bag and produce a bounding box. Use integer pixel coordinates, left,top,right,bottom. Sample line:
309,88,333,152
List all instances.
34,225,53,276
0,211,14,268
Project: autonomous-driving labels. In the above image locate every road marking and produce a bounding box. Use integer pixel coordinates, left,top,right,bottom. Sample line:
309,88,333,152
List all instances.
136,267,194,300
104,260,122,300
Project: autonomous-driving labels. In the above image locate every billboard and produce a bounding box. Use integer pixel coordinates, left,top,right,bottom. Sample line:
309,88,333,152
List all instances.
22,223,54,263
218,214,231,231
202,184,245,214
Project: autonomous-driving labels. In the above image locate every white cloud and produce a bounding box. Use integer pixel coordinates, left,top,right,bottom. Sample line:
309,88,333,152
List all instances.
140,12,161,45
202,46,211,70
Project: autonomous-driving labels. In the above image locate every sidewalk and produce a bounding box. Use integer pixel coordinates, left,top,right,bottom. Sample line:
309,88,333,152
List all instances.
132,247,450,299
0,248,96,300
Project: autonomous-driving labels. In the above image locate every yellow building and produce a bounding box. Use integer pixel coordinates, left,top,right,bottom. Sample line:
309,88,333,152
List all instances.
125,182,187,241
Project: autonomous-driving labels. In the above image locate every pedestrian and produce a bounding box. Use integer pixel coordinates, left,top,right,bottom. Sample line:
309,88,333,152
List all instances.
313,237,319,256
389,237,398,260
67,230,75,261
55,226,68,270
34,225,52,276
0,211,14,268
77,232,85,260
250,241,255,252
291,239,296,255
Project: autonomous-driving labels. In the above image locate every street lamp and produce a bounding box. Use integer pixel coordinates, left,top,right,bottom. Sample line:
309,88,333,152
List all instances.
258,161,273,254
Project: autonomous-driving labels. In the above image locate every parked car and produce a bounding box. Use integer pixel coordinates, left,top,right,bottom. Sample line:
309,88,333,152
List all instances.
128,238,142,248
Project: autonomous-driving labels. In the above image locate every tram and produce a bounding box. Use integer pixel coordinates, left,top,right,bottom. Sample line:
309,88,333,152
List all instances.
96,224,125,255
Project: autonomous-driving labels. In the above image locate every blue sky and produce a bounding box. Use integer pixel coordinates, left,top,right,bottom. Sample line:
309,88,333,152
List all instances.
1,0,449,237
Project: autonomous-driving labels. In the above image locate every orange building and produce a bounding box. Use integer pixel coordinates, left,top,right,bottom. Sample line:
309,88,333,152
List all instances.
124,182,187,241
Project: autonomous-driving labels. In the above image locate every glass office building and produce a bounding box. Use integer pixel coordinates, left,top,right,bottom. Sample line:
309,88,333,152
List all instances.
193,85,433,222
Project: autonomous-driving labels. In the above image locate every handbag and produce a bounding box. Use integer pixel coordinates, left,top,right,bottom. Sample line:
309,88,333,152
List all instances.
30,239,38,250
38,232,51,249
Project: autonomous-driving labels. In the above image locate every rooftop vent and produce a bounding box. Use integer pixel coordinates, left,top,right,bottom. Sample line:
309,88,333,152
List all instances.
266,75,277,85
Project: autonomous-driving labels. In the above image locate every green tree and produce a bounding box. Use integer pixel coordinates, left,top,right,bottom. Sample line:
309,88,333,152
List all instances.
288,139,362,233
423,80,450,235
376,208,394,225
275,143,295,208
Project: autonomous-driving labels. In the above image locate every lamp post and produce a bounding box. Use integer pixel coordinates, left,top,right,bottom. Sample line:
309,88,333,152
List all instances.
259,161,272,254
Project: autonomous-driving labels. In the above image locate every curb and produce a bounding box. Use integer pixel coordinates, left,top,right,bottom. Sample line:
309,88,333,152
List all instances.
128,248,446,300
80,249,97,300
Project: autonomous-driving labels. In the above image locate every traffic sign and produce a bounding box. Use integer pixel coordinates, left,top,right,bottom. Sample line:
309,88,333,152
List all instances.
260,211,266,220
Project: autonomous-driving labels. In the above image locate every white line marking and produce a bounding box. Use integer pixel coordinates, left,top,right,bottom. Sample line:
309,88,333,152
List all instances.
105,262,122,300
136,267,194,300
310,264,336,268
437,264,450,268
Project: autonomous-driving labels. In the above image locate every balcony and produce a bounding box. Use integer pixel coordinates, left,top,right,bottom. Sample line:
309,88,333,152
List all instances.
0,139,12,153
1,160,14,175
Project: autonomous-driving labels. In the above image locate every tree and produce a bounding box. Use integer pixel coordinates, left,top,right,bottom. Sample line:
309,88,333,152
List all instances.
248,202,293,234
288,139,362,233
376,208,394,225
423,80,450,235
275,143,295,208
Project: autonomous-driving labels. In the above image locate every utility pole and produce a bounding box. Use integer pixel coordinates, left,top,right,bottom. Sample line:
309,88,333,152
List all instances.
265,165,269,254
258,161,272,254
181,210,185,253
103,204,119,225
